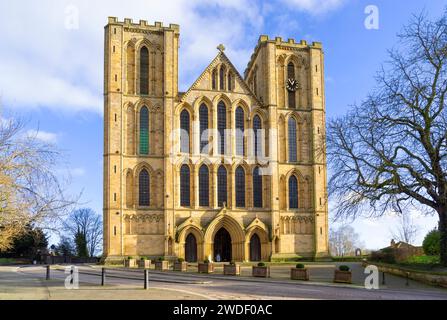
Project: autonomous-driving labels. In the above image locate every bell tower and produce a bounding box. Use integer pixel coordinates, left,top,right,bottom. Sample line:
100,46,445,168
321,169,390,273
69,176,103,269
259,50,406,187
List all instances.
103,17,179,260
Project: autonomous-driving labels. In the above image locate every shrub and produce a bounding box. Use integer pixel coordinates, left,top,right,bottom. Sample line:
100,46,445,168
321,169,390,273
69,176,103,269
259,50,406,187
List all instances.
203,259,210,264
296,263,305,269
140,256,147,260
229,261,235,265
257,262,266,267
369,248,396,264
423,229,441,256
339,265,350,272
127,256,134,260
177,258,184,263
158,256,164,261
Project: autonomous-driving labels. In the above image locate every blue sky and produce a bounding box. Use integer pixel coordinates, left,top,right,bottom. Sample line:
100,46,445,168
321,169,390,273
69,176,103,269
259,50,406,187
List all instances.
0,0,444,249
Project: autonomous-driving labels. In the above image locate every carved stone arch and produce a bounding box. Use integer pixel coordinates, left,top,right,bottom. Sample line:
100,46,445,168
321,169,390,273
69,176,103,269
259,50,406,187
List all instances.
279,174,286,210
134,162,155,208
204,212,245,261
285,169,305,210
278,114,286,162
212,93,232,109
125,168,134,208
124,102,136,155
245,219,270,261
124,41,136,94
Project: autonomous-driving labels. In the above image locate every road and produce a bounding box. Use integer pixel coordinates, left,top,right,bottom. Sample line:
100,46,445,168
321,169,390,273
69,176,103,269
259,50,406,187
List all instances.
11,264,447,300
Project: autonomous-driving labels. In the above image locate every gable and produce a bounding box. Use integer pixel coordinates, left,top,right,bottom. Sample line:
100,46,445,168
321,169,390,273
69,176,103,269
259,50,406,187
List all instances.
180,51,262,105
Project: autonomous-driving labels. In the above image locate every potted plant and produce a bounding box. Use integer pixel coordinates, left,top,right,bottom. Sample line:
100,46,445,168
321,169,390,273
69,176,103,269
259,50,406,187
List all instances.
173,258,188,272
334,265,352,283
291,263,309,281
224,261,240,276
252,262,270,278
198,259,214,273
154,256,169,271
124,256,137,268
138,256,151,269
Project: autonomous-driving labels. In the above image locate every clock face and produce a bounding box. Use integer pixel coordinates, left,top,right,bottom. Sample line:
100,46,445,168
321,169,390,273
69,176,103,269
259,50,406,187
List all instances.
286,78,299,92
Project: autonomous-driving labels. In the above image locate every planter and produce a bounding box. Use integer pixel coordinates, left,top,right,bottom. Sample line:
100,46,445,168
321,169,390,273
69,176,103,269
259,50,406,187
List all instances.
124,259,137,268
252,266,270,278
154,260,170,271
334,270,352,283
174,261,188,272
198,263,214,274
291,268,309,281
138,259,151,269
224,264,241,276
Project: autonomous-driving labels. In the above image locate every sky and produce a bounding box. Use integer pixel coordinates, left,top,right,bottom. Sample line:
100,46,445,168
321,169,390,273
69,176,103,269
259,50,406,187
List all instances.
0,0,444,249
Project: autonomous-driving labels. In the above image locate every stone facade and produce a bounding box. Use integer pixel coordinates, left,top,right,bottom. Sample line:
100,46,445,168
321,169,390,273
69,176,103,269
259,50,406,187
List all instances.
103,17,329,262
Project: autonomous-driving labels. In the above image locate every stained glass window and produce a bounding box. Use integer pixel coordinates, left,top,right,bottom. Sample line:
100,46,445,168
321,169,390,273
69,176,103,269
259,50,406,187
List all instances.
139,106,149,155
180,109,190,153
288,117,297,162
235,166,245,207
289,175,298,209
199,104,209,154
139,169,150,206
140,46,149,94
180,165,190,207
199,165,209,207
253,115,262,158
217,166,227,207
236,107,245,156
253,167,262,208
217,102,226,155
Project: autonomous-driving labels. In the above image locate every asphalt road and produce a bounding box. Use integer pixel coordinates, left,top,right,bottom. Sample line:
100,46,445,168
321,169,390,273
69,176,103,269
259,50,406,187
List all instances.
16,265,447,300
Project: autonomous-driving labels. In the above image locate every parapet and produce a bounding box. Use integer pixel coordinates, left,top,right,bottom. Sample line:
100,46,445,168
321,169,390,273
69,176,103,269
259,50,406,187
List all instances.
106,17,180,33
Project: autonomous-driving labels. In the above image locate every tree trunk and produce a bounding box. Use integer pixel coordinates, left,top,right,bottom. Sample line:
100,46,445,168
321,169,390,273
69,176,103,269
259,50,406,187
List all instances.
438,207,447,267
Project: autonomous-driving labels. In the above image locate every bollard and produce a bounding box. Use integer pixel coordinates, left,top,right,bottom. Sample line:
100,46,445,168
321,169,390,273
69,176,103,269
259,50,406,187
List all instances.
46,265,50,280
406,272,410,286
382,271,386,285
101,268,106,286
144,269,149,290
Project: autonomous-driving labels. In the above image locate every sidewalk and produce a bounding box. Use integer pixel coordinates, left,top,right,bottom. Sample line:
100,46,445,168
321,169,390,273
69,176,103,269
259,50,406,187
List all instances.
0,266,208,300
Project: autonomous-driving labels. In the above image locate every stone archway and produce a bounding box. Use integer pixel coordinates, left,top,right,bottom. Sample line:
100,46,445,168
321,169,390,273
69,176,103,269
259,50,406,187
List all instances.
214,228,232,262
249,233,261,261
204,212,245,261
185,233,197,262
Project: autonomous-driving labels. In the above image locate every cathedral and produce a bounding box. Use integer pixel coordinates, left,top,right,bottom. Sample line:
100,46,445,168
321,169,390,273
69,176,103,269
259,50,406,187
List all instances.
103,17,329,263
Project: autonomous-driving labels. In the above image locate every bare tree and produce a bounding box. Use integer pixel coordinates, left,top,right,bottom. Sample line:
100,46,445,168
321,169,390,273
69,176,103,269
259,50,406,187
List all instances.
0,116,76,251
327,11,447,265
389,214,419,244
64,208,102,257
329,225,363,257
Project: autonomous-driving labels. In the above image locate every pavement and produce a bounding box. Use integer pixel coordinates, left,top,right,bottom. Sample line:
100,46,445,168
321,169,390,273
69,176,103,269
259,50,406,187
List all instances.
1,262,447,300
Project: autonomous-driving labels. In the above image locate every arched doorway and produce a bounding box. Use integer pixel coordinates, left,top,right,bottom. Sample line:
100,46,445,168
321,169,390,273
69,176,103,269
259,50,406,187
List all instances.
250,234,261,261
214,228,232,262
185,233,197,262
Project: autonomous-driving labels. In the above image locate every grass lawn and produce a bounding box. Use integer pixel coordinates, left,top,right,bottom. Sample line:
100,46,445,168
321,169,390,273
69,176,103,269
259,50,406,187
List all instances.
0,258,18,265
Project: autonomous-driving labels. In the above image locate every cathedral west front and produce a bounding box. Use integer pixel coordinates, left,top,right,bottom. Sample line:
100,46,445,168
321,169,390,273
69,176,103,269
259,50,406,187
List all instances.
103,17,329,262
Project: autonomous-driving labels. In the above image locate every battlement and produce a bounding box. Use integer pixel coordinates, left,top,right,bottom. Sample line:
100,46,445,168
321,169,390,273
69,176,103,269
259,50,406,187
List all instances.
107,17,180,33
244,35,323,78
257,34,321,48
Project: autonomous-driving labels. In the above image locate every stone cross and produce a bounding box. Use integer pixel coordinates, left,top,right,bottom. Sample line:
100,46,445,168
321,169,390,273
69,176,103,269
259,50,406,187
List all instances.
217,44,225,52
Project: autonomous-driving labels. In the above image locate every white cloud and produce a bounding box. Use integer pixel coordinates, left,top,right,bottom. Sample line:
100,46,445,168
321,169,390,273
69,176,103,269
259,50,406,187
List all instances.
0,0,265,115
71,167,86,177
281,0,347,14
26,129,60,143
